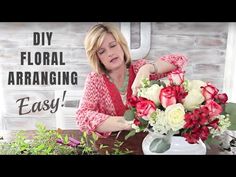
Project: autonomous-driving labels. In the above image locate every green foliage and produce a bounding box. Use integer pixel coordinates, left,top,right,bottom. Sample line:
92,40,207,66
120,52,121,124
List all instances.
0,123,98,155
124,109,135,121
149,137,171,153
106,140,133,155
0,123,133,155
224,102,236,130
182,80,190,92
78,131,98,155
141,78,151,88
150,80,166,87
125,129,136,140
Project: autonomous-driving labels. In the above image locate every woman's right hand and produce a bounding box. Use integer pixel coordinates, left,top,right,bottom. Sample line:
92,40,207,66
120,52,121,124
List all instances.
131,63,154,96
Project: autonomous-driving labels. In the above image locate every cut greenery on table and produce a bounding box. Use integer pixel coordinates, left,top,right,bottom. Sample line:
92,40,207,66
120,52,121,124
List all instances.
0,123,132,155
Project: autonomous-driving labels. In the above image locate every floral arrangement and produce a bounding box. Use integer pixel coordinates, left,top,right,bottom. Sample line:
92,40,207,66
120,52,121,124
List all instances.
124,69,234,152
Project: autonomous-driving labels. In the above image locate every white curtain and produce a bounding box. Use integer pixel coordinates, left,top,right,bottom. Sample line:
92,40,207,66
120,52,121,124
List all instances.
223,23,236,154
223,23,236,103
0,68,3,129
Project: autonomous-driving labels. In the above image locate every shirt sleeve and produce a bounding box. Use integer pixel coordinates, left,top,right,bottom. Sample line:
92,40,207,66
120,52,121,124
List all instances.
75,73,110,138
150,54,188,80
132,59,147,74
159,53,188,68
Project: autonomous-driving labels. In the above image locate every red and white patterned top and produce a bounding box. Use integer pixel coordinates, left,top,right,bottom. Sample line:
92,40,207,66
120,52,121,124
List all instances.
76,54,188,137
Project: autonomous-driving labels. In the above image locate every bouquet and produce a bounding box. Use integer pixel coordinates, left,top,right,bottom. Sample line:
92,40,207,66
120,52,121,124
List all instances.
124,69,236,152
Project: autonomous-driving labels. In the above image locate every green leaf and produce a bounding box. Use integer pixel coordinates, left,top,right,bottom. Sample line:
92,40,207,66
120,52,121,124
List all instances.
141,77,151,88
124,109,135,121
92,132,98,141
64,135,69,144
89,139,95,145
224,102,236,130
82,132,87,139
99,144,108,149
149,138,171,153
114,140,123,147
139,118,148,125
205,135,221,146
36,144,45,151
125,130,136,140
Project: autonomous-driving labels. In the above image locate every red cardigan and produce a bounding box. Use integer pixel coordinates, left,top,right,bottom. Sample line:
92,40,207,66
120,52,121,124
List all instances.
76,54,188,137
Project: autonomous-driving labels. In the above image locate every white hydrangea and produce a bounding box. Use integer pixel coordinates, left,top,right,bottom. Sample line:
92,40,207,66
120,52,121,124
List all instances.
149,109,171,135
210,114,231,137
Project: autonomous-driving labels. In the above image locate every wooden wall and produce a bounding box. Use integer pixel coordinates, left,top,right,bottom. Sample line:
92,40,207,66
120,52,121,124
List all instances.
0,22,229,130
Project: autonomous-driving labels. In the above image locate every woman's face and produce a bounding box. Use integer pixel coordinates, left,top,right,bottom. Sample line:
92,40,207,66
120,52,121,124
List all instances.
97,33,125,72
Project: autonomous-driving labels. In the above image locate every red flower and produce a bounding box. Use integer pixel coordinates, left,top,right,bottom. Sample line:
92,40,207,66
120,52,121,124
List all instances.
184,112,197,129
134,119,141,126
205,100,223,118
201,83,219,100
173,85,188,103
127,96,147,108
183,126,209,144
208,118,219,129
198,107,210,125
199,126,210,141
183,131,200,144
136,100,156,120
159,86,177,108
168,69,185,85
214,93,228,104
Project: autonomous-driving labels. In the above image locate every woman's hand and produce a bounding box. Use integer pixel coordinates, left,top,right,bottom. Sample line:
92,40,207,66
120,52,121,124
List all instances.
131,64,154,96
132,58,179,95
96,116,132,132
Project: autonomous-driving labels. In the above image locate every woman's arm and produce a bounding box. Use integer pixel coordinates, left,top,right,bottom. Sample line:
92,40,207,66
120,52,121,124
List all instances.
132,54,188,95
96,116,131,132
76,73,131,137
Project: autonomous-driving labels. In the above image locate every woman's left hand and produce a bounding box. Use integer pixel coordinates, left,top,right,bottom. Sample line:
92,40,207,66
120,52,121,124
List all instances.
131,64,154,95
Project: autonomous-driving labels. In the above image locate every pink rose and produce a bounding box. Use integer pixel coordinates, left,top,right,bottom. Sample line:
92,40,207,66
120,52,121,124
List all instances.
205,100,223,118
127,96,147,108
159,86,177,108
168,69,185,85
136,100,156,120
201,83,219,100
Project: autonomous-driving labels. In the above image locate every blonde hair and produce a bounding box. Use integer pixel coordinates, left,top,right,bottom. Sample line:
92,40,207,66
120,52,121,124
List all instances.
84,23,131,73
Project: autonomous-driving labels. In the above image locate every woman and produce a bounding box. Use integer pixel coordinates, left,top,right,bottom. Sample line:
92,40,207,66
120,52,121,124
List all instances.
76,23,188,137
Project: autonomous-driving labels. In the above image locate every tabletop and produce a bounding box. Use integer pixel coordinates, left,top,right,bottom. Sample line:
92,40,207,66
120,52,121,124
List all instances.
0,130,233,155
